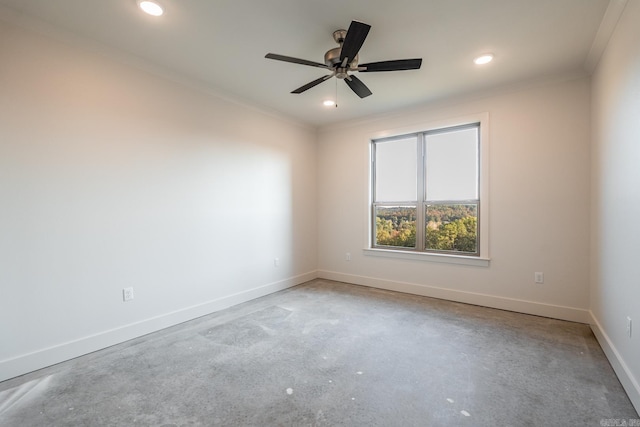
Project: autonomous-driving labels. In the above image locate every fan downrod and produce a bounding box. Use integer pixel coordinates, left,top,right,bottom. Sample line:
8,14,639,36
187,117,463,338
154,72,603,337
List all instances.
325,29,358,72
332,29,347,44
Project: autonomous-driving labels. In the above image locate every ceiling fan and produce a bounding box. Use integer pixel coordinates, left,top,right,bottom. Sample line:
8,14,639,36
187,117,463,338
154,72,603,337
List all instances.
265,20,422,99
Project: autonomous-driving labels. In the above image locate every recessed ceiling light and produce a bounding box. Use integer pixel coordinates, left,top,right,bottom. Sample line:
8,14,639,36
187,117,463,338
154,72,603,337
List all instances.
139,0,164,16
323,100,335,107
474,54,493,65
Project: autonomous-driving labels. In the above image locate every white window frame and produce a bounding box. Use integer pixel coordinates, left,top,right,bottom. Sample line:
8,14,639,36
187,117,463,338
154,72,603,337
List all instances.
364,113,490,267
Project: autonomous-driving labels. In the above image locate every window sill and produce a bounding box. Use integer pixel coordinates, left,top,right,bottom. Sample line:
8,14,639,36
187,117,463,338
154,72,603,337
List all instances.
363,248,490,267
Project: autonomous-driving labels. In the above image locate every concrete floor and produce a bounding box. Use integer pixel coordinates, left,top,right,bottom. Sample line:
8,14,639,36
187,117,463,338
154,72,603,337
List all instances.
0,279,637,426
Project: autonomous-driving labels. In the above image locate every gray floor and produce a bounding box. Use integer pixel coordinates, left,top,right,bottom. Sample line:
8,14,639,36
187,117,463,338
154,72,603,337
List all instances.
0,279,637,426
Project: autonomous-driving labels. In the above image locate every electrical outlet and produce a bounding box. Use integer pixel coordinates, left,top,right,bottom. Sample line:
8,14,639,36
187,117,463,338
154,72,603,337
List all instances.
123,287,134,302
346,252,351,261
627,317,632,338
534,272,544,284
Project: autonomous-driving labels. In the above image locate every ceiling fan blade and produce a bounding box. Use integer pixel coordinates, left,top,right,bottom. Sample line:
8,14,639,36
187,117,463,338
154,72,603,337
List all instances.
265,53,331,70
291,75,334,94
344,75,372,98
359,58,423,72
339,21,371,65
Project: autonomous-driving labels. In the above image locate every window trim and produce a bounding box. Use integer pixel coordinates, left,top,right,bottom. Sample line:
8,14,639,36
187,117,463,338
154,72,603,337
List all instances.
365,113,490,266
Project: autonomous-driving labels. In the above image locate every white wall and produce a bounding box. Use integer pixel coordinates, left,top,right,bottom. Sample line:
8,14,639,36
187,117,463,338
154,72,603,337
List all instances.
590,0,640,410
0,20,317,381
317,76,592,322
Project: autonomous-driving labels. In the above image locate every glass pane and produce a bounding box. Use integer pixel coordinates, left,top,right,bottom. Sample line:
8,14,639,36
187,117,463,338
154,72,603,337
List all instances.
375,137,417,202
375,206,417,248
425,127,478,201
425,204,477,254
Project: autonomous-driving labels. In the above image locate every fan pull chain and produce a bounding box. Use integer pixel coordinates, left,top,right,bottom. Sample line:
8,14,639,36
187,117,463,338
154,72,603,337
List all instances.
335,77,338,108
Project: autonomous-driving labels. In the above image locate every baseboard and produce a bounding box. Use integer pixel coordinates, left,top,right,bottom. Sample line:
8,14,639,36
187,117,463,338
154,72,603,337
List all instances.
317,270,590,323
589,312,640,413
0,271,318,383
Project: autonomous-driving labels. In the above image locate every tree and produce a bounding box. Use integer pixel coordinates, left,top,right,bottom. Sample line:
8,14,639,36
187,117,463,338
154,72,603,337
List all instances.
375,205,476,252
376,217,416,247
426,216,477,253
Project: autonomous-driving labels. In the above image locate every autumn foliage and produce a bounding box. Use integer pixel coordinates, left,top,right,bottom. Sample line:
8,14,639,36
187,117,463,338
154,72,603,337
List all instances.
375,205,477,253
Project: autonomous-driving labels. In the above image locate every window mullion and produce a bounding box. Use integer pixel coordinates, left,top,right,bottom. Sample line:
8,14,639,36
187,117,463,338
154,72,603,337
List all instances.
416,133,425,251
371,143,377,246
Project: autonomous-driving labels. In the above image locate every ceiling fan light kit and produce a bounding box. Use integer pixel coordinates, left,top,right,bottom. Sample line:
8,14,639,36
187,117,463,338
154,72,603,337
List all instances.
265,20,422,99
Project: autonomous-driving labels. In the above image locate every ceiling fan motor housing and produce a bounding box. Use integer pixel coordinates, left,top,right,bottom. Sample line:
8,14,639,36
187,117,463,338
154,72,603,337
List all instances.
324,41,359,80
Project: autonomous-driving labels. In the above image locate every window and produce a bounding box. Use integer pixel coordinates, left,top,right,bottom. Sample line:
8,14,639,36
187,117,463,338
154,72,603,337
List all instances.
370,120,487,262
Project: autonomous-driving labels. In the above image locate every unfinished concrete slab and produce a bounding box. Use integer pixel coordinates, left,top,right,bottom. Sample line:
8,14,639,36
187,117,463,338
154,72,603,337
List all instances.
0,279,637,426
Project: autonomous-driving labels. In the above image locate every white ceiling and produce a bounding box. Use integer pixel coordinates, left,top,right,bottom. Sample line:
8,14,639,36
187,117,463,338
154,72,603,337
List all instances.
0,0,614,127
